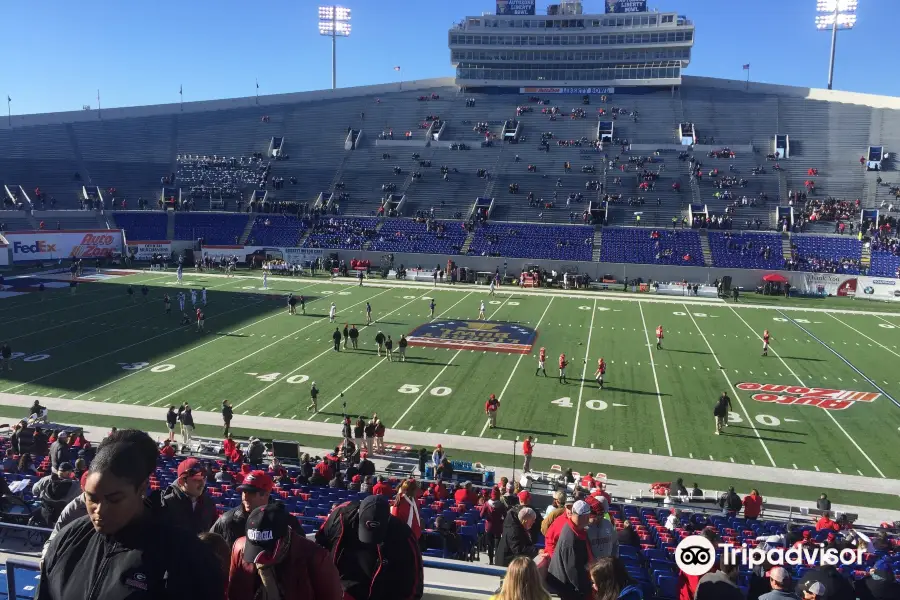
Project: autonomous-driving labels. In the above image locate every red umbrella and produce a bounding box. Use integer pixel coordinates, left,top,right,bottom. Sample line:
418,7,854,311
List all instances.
762,273,788,283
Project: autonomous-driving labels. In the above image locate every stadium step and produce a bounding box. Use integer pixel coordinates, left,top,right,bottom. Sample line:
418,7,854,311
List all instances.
781,232,792,261
460,230,476,254
698,229,712,267
591,227,603,262
239,216,256,245
861,243,871,269
362,220,387,250
165,210,176,240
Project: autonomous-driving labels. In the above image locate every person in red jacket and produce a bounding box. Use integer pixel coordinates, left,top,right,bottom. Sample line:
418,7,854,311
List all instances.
816,511,841,532
228,503,343,600
485,394,500,429
522,436,534,473
372,475,394,496
453,482,477,505
743,489,763,520
160,439,176,457
391,479,422,540
479,488,508,565
428,481,448,501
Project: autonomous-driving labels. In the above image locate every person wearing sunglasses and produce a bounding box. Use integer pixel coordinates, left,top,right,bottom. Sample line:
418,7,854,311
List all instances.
161,457,216,535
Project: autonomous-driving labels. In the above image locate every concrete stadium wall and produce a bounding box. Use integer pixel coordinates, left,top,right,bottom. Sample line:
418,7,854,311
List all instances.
329,248,805,290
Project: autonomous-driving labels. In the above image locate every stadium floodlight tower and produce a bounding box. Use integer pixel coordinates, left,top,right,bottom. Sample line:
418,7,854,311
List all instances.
318,5,351,90
815,0,857,90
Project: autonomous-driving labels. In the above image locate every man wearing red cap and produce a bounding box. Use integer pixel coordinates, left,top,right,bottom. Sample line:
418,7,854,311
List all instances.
585,495,618,558
485,394,500,429
211,470,301,548
161,457,216,535
229,503,343,599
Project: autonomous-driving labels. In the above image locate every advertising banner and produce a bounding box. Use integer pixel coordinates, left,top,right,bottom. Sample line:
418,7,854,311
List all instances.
801,273,857,297
126,241,172,260
520,87,615,95
5,230,124,262
856,276,900,302
201,245,326,264
0,235,8,267
496,0,536,15
606,0,647,13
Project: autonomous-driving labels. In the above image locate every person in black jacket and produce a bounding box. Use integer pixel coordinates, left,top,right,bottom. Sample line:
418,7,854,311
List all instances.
358,452,375,478
209,470,300,548
177,403,195,449
316,495,423,600
161,457,217,535
719,486,743,515
37,429,223,600
222,400,233,436
49,431,70,474
855,558,900,600
495,506,538,567
795,565,856,600
165,406,178,442
332,327,342,351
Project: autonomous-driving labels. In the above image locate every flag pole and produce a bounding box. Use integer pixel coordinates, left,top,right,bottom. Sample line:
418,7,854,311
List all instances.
255,78,259,105
97,89,101,119
6,96,10,128
179,84,183,112
746,65,750,91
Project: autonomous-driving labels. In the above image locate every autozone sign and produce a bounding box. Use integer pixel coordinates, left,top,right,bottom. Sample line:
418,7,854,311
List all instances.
737,382,880,411
6,230,124,262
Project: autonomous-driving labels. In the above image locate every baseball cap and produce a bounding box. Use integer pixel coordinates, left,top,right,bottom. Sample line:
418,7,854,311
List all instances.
564,494,576,506
358,495,391,545
803,581,826,597
802,530,811,539
57,431,69,439
585,496,601,515
57,462,73,474
238,471,274,495
572,500,592,516
767,566,789,583
517,491,531,505
244,504,290,565
177,457,206,478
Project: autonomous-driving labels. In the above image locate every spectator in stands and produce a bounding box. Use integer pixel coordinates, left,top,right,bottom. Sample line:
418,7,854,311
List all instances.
854,558,900,600
317,494,423,600
372,475,393,497
743,488,763,520
480,488,508,565
358,450,375,478
391,478,422,540
247,437,266,464
161,457,217,535
496,506,539,567
678,528,720,600
49,431,70,474
490,556,552,600
454,481,478,505
329,471,346,489
816,511,841,532
166,406,177,442
590,557,643,600
432,444,445,468
42,472,90,558
2,448,17,473
586,496,618,558
720,486,743,516
543,490,567,525
197,532,231,582
159,439,175,457
227,503,343,600
33,462,82,526
617,519,640,549
796,566,855,600
17,452,37,475
547,500,594,600
816,493,831,512
695,559,742,600
691,482,704,497
37,429,224,599
210,470,300,548
543,494,575,558
758,566,794,600
32,427,49,455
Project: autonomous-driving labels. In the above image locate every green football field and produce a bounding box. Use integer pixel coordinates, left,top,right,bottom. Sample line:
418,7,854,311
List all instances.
2,269,900,482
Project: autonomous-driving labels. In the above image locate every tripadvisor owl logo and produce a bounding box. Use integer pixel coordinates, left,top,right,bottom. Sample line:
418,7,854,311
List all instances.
675,534,864,576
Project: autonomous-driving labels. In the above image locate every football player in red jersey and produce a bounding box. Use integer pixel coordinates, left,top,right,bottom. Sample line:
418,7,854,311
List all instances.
656,325,664,350
762,329,772,356
558,353,569,384
196,307,205,333
535,347,548,376
595,357,607,389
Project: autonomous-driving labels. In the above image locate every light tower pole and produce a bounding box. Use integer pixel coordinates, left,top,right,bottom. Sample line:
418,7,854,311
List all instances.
318,6,352,90
815,0,857,91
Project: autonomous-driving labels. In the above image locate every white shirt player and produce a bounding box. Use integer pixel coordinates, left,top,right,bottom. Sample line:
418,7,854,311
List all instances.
329,303,336,322
176,265,183,283
262,271,268,289
478,301,486,319
190,289,197,307
178,292,185,312
201,288,207,306
489,280,495,295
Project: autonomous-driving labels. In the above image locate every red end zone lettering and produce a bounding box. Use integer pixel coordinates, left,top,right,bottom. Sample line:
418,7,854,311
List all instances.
742,382,877,411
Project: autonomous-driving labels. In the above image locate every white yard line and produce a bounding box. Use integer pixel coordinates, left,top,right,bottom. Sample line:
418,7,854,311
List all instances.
393,294,511,429
238,291,433,410
148,288,392,407
68,281,343,399
480,297,555,438
683,304,777,467
571,299,597,446
638,302,673,456
828,313,900,359
728,306,886,478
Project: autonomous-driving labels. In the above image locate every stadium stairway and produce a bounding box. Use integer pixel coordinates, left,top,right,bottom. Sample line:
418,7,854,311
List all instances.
698,229,712,266
239,216,256,245
361,219,386,250
591,227,603,262
861,243,871,270
460,229,476,254
781,232,792,262
165,211,175,240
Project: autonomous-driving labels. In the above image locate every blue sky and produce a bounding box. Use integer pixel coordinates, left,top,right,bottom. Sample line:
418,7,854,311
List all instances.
4,0,895,115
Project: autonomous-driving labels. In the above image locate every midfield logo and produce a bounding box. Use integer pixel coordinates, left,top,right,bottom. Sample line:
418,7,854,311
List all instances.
737,382,880,411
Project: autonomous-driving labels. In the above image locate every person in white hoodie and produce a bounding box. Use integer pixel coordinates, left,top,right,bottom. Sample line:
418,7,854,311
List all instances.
432,444,445,468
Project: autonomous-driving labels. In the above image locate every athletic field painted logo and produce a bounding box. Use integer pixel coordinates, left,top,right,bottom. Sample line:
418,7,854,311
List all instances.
737,382,880,411
407,320,537,354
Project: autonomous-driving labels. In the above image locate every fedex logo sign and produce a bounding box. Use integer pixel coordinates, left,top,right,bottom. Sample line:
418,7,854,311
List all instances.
737,382,880,411
13,240,57,254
